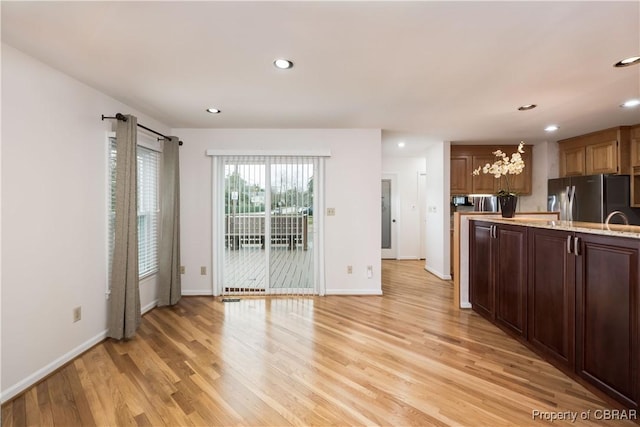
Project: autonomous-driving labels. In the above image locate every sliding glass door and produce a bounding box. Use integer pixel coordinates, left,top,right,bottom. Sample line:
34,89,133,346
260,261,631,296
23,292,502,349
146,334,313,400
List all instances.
220,156,317,295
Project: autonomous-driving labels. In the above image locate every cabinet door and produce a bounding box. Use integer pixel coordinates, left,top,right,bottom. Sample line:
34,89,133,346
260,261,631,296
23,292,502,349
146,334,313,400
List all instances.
586,140,618,175
632,126,640,206
495,224,527,337
471,155,497,194
451,155,472,195
575,233,639,408
527,228,575,369
630,126,640,167
560,146,586,177
507,150,532,195
470,221,494,319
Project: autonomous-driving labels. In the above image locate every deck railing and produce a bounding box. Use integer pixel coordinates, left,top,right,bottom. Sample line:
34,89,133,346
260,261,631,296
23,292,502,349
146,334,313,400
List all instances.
225,214,308,250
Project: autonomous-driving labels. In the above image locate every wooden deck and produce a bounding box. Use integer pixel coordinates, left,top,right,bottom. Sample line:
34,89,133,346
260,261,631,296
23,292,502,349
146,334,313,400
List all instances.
223,242,314,294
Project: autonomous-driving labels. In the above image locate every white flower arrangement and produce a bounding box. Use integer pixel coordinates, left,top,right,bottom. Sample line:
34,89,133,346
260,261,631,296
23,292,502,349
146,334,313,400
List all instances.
472,141,525,196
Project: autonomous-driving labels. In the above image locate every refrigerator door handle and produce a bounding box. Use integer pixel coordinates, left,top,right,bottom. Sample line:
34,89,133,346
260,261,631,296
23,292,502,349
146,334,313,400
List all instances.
563,186,570,221
567,185,576,222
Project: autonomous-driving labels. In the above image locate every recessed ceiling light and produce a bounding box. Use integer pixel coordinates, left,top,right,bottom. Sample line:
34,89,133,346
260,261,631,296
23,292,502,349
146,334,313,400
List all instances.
614,56,640,68
518,104,537,111
621,99,640,108
206,108,221,114
398,142,406,148
273,59,294,69
545,125,559,132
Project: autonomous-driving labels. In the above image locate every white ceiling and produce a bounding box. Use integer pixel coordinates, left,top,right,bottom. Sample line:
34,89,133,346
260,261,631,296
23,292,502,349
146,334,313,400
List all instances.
2,1,639,154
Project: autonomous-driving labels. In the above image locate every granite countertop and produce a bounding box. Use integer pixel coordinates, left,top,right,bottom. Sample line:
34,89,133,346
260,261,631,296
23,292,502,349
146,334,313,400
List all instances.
474,217,640,239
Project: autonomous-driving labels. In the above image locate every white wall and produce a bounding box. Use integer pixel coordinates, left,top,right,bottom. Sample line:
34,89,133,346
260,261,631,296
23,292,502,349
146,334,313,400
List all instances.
1,44,169,401
174,128,382,296
424,142,451,279
517,141,557,213
382,156,426,259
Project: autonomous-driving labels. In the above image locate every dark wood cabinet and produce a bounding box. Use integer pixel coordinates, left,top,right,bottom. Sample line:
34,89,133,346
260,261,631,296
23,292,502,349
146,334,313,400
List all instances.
495,224,528,337
575,233,640,409
470,222,640,409
469,221,494,319
527,228,575,370
470,221,527,337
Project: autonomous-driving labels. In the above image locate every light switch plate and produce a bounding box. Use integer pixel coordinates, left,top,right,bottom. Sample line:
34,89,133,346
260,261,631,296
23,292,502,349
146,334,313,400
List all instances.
327,208,336,216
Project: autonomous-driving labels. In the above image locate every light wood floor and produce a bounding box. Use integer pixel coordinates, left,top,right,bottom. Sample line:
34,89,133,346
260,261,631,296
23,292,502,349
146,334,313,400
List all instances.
2,260,635,426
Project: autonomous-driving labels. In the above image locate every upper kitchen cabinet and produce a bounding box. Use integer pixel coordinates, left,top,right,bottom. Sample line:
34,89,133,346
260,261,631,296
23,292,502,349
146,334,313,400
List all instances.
558,126,631,177
451,145,532,195
630,124,640,167
450,155,472,195
630,124,640,207
471,154,499,194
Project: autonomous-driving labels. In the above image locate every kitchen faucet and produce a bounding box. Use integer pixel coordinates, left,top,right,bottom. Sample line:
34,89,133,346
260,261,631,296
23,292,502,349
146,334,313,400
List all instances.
605,210,629,226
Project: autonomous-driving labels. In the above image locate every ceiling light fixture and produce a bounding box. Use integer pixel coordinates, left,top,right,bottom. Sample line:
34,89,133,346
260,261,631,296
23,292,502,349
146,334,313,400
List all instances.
273,59,294,69
398,142,406,148
545,125,559,132
206,108,221,114
614,56,640,68
518,104,537,111
621,99,640,108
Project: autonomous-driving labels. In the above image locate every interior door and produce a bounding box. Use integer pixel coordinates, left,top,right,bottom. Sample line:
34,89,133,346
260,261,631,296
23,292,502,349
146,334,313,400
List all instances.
381,176,397,259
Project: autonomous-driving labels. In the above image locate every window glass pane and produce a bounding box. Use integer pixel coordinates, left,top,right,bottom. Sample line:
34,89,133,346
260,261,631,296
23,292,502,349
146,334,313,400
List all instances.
108,138,160,279
137,146,160,277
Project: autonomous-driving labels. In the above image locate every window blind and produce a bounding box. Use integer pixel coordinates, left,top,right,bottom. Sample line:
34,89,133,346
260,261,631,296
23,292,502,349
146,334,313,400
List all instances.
109,138,160,279
137,146,160,277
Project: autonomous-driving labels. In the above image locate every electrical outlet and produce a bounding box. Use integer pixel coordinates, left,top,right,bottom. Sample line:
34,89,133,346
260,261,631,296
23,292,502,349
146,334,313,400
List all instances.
347,265,353,274
180,266,185,274
73,306,82,323
200,266,207,275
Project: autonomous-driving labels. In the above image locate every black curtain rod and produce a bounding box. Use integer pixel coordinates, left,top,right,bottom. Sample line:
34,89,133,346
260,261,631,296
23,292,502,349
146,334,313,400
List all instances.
101,113,183,146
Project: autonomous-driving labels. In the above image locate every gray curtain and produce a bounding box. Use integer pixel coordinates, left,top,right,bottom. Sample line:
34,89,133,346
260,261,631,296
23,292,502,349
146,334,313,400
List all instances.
107,115,141,340
158,136,181,306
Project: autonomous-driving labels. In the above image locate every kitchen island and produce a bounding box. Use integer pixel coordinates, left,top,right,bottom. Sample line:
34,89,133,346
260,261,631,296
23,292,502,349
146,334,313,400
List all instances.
468,217,639,410
453,211,559,309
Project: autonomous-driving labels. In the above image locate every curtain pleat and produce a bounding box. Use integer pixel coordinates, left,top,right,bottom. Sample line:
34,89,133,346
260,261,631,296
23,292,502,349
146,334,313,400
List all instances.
158,136,181,306
108,115,141,340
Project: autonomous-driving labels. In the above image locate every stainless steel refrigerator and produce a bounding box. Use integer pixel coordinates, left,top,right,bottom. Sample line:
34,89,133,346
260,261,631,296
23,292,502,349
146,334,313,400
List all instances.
547,174,640,225
470,196,499,212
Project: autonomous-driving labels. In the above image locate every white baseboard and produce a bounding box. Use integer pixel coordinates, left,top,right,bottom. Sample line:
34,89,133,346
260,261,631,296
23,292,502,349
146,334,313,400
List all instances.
460,302,472,309
142,299,158,315
325,289,383,296
2,301,160,404
181,289,214,296
397,256,420,260
1,329,108,403
424,266,452,281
